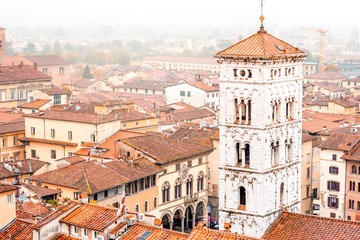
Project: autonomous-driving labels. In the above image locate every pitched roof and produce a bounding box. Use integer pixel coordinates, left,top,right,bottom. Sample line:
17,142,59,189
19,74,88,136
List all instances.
0,183,17,193
120,134,214,164
319,134,360,151
120,79,174,91
0,65,51,83
169,128,219,146
18,201,51,217
304,71,347,80
21,183,61,197
331,97,358,108
4,56,34,66
311,81,347,92
39,86,66,95
302,133,318,143
0,112,24,124
60,203,120,231
0,159,49,180
173,108,215,122
55,234,82,240
188,82,219,92
120,222,189,240
215,31,306,60
18,99,51,109
262,211,360,240
0,219,34,240
56,156,86,165
187,226,258,240
0,120,24,134
21,137,78,147
23,55,70,66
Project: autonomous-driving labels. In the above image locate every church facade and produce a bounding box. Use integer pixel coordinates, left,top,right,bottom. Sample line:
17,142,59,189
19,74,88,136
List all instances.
216,26,307,238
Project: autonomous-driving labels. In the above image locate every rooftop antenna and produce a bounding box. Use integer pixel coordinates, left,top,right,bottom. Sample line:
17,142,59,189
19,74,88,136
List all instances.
258,0,266,33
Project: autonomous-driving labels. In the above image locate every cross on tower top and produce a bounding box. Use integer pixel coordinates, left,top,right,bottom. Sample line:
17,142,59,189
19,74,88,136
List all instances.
258,0,266,33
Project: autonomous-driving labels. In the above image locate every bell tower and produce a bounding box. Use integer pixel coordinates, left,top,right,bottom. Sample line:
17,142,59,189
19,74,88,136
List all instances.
0,27,5,66
216,3,307,238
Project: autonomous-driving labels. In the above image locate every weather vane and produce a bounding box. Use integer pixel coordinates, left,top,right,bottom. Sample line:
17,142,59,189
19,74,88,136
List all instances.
259,0,266,32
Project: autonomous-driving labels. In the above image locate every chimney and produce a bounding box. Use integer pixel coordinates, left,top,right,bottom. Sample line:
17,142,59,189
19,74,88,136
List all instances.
0,27,5,66
34,62,37,70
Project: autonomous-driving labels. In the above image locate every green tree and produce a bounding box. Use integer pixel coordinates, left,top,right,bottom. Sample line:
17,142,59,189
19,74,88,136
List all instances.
42,44,52,54
53,40,61,54
64,43,75,52
111,39,123,49
23,41,37,54
82,65,93,78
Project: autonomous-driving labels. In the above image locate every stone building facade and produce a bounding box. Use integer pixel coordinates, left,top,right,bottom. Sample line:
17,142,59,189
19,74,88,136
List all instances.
216,25,307,238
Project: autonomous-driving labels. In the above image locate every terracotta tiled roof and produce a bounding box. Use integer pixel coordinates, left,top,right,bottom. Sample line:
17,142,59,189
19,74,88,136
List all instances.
311,81,346,92
0,183,17,193
55,234,82,240
21,137,78,147
30,161,129,194
60,203,120,231
302,117,340,134
18,201,51,217
120,222,189,240
16,209,36,220
4,56,33,66
318,126,360,136
0,219,34,240
0,120,24,134
303,95,330,106
143,55,217,64
341,142,360,161
18,99,51,109
120,134,214,164
120,79,174,91
0,159,49,180
0,112,24,124
26,108,154,124
23,55,70,66
262,211,360,240
169,127,219,146
21,183,61,197
109,221,127,234
173,108,215,122
302,133,318,143
188,82,219,92
56,156,86,165
0,65,51,83
215,31,305,60
33,202,79,230
188,226,257,240
319,134,360,151
331,97,358,108
304,71,347,80
40,86,66,95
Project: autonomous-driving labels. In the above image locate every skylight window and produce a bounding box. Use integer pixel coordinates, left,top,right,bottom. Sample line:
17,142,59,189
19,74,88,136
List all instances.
275,45,283,51
138,231,152,240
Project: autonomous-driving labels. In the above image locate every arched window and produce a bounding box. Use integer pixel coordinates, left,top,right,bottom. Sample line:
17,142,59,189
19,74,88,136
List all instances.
174,178,182,199
240,100,246,123
280,183,284,205
234,98,239,122
288,139,293,161
244,144,250,166
247,100,252,123
144,201,148,212
197,172,204,192
239,186,246,206
236,142,241,165
162,182,170,203
135,204,140,212
358,201,360,210
154,197,157,209
352,165,357,174
186,175,193,195
274,141,280,165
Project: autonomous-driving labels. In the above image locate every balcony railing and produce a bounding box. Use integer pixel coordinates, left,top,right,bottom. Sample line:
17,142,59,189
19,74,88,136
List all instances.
184,193,199,204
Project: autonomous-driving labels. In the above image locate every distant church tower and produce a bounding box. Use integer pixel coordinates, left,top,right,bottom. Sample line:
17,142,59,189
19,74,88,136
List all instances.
216,3,307,238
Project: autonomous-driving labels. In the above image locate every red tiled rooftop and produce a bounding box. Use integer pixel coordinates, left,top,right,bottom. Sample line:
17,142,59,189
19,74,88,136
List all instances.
0,183,17,193
188,82,219,92
262,211,360,240
21,137,78,147
319,134,360,151
21,182,61,197
23,55,70,66
0,219,34,240
18,201,51,217
0,65,51,83
215,31,306,60
188,225,257,240
304,71,348,80
18,99,51,109
143,55,217,64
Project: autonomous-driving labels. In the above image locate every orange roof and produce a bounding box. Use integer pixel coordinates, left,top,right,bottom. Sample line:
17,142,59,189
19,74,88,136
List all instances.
215,31,306,60
120,222,189,240
188,226,257,240
60,203,120,231
188,82,219,92
319,134,360,151
55,234,82,240
18,99,51,109
262,211,360,239
21,137,78,147
109,222,127,234
0,219,34,240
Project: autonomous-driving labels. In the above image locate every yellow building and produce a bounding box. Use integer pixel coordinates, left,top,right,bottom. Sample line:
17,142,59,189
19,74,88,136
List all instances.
0,184,17,229
0,64,52,108
0,121,25,162
119,134,214,232
328,98,358,115
22,109,158,170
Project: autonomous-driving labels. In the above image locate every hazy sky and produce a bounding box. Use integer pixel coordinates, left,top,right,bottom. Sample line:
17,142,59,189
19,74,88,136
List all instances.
1,0,359,29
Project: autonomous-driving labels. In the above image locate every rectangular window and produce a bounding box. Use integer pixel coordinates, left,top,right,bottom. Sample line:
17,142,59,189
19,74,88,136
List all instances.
136,122,139,126
313,188,318,199
51,129,55,137
330,212,336,218
83,228,88,236
187,91,191,97
132,181,138,193
93,194,98,201
13,135,18,146
104,190,108,198
10,88,17,100
0,90,6,102
176,163,180,171
329,166,339,174
68,131,72,140
306,185,310,197
43,68,48,74
54,95,61,105
125,183,131,196
145,89,148,94
198,158,203,165
306,168,310,178
145,177,150,189
51,150,56,159
91,134,96,142
332,154,337,161
306,153,311,163
188,160,192,167
327,181,340,191
151,175,156,187
31,127,35,135
93,231,98,238
7,193,12,204
114,187,118,195
31,149,36,158
2,138,7,148
153,90,155,94
328,197,339,209
139,179,144,191
18,90,26,100
180,91,185,96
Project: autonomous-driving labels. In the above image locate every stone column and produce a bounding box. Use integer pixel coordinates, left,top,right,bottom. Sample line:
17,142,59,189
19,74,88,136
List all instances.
170,220,173,230
192,211,196,229
238,103,242,124
241,148,245,167
181,216,185,232
245,102,249,124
